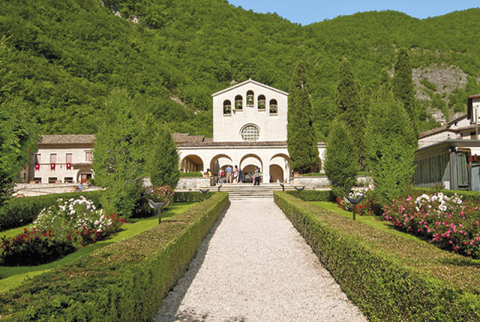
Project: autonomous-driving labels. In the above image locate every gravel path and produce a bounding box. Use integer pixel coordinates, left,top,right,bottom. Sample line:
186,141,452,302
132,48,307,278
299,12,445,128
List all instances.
155,199,367,322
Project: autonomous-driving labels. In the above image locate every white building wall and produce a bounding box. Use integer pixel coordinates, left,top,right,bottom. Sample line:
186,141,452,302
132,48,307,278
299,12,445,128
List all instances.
212,80,288,142
28,145,93,184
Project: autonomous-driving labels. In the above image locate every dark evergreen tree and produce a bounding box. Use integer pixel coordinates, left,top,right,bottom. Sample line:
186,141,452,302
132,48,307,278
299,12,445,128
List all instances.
147,124,180,188
93,89,142,218
287,61,319,174
335,58,365,165
393,48,417,136
365,89,416,203
324,119,358,198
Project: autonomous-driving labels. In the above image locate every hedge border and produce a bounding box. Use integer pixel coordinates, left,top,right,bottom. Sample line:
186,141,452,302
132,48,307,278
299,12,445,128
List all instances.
286,190,335,202
274,191,480,321
0,192,229,321
0,191,104,232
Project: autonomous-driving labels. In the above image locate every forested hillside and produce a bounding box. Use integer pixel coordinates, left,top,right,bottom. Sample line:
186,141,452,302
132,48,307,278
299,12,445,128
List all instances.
1,0,480,140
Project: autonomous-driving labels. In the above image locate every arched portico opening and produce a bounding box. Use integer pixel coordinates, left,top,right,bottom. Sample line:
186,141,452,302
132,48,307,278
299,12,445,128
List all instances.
269,165,283,183
180,155,204,173
210,154,233,178
240,154,263,183
270,153,291,183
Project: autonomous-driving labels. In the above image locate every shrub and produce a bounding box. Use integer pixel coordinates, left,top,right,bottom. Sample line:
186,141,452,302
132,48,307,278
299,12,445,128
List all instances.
336,190,378,216
275,191,480,321
0,192,229,321
286,190,335,201
0,191,104,231
32,196,124,247
1,228,76,266
383,192,480,258
179,172,203,177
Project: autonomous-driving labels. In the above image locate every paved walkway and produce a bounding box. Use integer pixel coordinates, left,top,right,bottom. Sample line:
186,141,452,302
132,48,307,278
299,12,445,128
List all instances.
155,199,367,322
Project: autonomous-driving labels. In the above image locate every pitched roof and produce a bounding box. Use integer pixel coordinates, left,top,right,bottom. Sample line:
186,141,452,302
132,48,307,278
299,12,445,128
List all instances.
40,134,96,145
212,79,288,97
172,133,206,144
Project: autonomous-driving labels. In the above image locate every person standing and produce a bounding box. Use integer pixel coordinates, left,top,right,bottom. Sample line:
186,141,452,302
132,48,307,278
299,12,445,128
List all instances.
238,167,243,184
226,165,233,183
233,165,239,183
254,166,260,186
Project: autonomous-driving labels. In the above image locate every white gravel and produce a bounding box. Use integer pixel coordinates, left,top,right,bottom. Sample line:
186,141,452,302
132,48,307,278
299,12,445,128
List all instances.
155,199,368,322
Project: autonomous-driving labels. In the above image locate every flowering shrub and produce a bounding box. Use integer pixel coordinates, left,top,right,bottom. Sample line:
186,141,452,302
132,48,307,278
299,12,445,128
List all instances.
336,190,377,216
0,197,125,266
1,228,75,266
32,196,124,247
383,192,480,258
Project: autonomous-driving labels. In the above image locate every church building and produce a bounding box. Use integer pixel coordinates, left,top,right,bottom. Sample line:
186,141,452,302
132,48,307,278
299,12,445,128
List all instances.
177,79,325,183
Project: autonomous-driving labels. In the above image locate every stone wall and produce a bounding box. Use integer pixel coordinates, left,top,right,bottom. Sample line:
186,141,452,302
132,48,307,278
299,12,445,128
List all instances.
13,183,102,197
291,175,370,188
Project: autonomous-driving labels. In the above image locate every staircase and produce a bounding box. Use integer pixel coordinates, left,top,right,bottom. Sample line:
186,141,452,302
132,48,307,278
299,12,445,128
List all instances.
205,183,298,200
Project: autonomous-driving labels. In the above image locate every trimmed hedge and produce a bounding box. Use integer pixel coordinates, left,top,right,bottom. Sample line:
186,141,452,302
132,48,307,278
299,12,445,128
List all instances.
0,192,229,321
286,190,335,202
274,191,480,321
0,191,104,232
173,191,215,202
179,172,203,177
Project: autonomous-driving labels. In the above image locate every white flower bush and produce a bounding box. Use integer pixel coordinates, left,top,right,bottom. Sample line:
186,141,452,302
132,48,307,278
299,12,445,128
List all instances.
415,192,462,214
32,196,123,246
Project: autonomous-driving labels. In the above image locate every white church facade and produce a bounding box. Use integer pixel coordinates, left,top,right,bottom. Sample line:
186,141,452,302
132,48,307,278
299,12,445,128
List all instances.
177,79,326,183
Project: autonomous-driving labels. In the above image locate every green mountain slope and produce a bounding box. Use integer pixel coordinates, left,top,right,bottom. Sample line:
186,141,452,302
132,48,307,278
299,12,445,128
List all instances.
1,0,480,139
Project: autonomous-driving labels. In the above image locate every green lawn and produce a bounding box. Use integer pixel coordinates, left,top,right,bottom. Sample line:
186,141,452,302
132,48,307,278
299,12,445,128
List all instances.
311,201,427,244
0,202,196,293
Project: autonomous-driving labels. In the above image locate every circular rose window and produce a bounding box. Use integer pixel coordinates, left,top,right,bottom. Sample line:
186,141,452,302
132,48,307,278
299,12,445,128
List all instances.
241,125,260,141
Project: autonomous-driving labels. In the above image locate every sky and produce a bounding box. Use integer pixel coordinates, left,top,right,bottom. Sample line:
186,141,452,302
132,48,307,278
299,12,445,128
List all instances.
228,0,480,25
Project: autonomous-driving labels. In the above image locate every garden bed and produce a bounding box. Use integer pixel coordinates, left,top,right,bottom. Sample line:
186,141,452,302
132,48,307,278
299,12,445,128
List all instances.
0,192,228,321
275,191,480,321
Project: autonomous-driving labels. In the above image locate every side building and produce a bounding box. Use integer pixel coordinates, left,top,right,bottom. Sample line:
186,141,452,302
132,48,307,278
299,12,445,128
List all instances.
414,94,480,190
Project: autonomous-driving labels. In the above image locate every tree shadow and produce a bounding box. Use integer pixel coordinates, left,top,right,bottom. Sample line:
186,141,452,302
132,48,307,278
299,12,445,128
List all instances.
155,202,231,322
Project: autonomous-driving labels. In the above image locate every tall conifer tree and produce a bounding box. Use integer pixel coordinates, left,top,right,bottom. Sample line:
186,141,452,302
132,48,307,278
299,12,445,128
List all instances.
324,119,357,198
393,48,417,136
147,124,180,188
287,61,319,174
365,89,416,203
335,58,365,165
93,89,142,217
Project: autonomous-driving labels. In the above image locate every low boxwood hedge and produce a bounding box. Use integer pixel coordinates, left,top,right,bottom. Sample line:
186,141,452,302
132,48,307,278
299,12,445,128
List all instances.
179,172,203,177
0,191,104,232
274,191,480,321
286,190,335,202
0,192,229,321
173,191,215,202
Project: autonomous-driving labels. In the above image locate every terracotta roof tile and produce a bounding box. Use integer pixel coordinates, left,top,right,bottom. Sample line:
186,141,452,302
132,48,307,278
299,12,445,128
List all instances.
40,134,95,145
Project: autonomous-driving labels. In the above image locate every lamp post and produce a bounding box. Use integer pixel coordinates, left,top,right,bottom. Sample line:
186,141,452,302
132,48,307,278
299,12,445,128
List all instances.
344,194,365,221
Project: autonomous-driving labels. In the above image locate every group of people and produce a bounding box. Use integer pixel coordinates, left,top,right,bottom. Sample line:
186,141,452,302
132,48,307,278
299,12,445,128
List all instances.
211,165,262,185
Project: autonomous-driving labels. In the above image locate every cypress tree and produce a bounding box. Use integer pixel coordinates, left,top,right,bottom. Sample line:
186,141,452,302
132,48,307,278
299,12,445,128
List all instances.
147,125,180,188
365,89,416,203
335,58,365,165
93,89,142,218
324,119,358,198
393,48,417,135
287,61,319,174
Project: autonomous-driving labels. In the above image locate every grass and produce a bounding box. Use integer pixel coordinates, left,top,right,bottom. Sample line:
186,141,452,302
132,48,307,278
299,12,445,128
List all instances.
0,202,196,293
311,201,427,244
